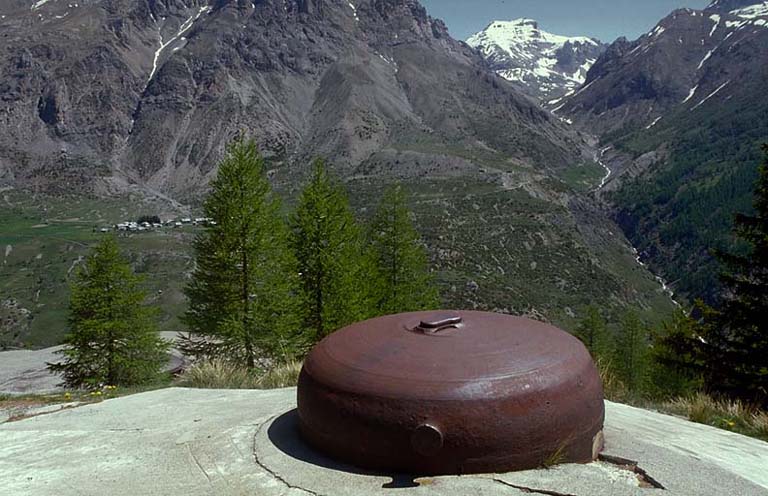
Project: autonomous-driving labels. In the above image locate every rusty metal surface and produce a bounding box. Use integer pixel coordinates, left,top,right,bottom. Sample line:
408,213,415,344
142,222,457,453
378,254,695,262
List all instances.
297,310,605,475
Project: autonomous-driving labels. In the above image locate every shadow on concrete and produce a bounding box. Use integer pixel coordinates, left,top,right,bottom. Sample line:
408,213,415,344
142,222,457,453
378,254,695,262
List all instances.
267,409,421,489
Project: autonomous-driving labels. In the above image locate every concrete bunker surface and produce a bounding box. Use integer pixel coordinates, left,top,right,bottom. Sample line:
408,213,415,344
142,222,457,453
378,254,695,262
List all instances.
264,409,422,488
257,408,666,496
2,389,767,496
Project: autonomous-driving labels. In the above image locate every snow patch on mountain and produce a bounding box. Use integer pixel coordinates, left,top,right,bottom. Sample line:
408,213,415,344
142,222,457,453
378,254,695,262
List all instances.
698,49,714,69
646,116,663,129
691,80,730,110
31,0,52,9
683,85,699,103
467,19,605,101
709,14,722,35
348,2,359,22
147,5,211,86
731,2,768,18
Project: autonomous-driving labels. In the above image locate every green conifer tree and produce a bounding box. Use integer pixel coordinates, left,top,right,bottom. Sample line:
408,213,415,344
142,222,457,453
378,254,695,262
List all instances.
289,159,376,341
183,138,301,367
650,311,702,398
702,144,768,405
615,310,650,393
368,185,439,314
48,236,169,388
573,305,614,361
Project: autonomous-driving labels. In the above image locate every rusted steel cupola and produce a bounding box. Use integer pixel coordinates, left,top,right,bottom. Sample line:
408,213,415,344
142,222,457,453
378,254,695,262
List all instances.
297,311,605,475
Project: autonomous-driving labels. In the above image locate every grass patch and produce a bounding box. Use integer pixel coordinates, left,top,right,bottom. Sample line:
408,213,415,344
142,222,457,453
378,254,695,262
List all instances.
595,357,768,442
597,361,768,443
177,359,302,390
659,393,768,442
596,358,631,404
557,162,606,192
0,380,173,415
541,443,568,469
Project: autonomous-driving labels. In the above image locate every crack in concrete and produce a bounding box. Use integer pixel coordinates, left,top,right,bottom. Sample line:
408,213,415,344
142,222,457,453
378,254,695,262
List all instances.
186,443,212,484
252,415,322,496
2,403,83,423
599,454,666,490
492,478,579,496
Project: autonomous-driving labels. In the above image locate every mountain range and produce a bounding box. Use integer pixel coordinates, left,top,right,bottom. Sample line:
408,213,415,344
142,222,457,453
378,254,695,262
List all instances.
5,0,766,346
0,0,585,199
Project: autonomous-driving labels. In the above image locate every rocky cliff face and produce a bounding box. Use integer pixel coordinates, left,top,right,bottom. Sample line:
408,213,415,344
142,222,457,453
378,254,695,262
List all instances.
467,19,606,102
557,5,768,138
0,0,586,199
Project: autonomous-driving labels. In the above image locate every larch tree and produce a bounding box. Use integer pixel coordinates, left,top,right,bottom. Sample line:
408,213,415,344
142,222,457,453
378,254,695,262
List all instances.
289,159,376,341
615,310,650,393
47,236,169,388
368,184,439,314
573,305,614,362
183,138,301,368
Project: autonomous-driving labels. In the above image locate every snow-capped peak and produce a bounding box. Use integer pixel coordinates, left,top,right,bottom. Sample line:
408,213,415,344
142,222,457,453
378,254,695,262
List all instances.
468,19,598,50
467,19,605,101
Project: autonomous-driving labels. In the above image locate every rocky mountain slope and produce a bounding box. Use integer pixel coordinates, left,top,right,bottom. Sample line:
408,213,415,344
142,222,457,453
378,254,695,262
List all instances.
0,0,679,348
467,19,606,101
556,0,768,302
0,0,586,199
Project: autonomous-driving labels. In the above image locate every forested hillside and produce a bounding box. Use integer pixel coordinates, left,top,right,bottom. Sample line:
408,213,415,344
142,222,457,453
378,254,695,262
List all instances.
556,2,768,302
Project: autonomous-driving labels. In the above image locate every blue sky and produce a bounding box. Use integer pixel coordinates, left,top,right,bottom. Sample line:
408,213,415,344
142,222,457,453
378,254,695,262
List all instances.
420,0,711,43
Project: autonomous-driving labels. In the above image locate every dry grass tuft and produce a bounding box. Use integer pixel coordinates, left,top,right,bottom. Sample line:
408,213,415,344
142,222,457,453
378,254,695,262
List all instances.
255,361,303,389
541,443,568,469
661,393,768,441
751,410,768,438
595,358,768,442
596,357,629,403
178,359,302,390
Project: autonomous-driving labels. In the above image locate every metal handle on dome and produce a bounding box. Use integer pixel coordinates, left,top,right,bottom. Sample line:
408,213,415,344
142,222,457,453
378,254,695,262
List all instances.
413,315,463,334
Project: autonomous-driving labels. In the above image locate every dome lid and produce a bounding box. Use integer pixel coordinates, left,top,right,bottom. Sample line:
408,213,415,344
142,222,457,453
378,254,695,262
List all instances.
304,310,590,401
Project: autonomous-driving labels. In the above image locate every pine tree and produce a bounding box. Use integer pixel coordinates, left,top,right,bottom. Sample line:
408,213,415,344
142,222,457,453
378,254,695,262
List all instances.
47,236,169,388
573,305,614,361
615,310,649,393
183,138,301,368
649,311,702,398
701,144,768,405
368,185,439,314
289,159,376,341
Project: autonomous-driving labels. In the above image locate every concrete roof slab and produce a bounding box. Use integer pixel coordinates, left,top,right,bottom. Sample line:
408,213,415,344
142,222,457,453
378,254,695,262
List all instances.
1,388,766,496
